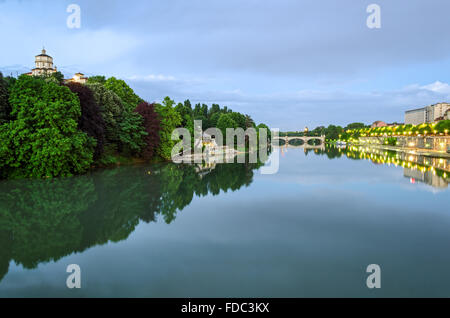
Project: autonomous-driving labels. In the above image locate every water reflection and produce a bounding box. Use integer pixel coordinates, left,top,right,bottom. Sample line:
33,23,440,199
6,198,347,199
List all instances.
0,162,263,283
308,146,450,189
1,146,449,293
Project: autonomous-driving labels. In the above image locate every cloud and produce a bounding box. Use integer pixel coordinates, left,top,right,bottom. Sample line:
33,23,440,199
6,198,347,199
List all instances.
127,74,176,82
1,0,450,130
421,81,450,95
128,79,450,130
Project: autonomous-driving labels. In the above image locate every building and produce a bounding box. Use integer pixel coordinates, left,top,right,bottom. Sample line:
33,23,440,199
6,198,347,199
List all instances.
27,48,58,76
405,103,450,125
64,72,88,84
26,48,89,84
371,121,387,128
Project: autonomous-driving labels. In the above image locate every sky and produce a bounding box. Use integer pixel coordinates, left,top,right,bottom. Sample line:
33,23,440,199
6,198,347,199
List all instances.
0,0,449,131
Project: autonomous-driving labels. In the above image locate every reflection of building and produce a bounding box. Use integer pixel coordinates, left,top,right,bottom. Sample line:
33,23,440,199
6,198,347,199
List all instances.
405,103,450,125
27,48,58,76
404,167,448,189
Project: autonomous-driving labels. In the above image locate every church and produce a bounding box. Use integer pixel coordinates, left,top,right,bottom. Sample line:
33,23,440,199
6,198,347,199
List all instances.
26,48,88,84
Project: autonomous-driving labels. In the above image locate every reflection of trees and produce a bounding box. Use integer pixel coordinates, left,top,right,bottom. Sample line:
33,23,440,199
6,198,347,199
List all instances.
0,161,261,282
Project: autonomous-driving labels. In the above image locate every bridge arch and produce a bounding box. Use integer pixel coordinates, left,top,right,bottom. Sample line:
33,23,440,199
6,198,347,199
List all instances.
271,135,326,149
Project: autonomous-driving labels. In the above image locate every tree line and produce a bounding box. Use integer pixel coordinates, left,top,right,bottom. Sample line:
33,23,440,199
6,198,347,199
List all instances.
0,72,269,179
281,120,450,142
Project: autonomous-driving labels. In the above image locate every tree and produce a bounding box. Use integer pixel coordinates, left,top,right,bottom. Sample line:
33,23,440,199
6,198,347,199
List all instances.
104,77,141,111
209,112,221,128
324,125,344,140
208,103,221,118
87,82,146,156
230,112,246,129
87,75,106,85
135,102,161,160
0,75,94,178
345,122,366,131
3,75,16,89
118,111,147,156
435,120,450,134
257,123,271,141
86,82,125,147
217,113,238,144
51,71,65,85
0,72,11,124
66,82,106,160
244,114,255,128
155,97,182,160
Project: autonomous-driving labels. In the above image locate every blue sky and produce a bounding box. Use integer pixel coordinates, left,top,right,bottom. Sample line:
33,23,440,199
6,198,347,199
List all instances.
1,0,449,130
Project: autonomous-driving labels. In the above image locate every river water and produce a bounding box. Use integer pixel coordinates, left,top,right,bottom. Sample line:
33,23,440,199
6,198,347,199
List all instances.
0,146,449,297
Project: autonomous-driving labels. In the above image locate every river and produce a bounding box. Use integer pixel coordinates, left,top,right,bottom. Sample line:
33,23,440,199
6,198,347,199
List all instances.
0,146,449,297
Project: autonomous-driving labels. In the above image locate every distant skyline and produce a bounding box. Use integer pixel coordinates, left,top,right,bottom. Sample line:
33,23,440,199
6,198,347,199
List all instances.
1,0,450,130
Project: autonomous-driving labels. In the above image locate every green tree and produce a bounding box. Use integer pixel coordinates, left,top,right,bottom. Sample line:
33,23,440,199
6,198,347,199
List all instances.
86,83,126,147
118,111,147,155
104,77,141,111
87,75,106,85
0,72,11,124
345,122,366,130
217,113,238,144
230,112,247,129
0,75,94,178
257,123,271,141
324,125,344,140
155,97,182,160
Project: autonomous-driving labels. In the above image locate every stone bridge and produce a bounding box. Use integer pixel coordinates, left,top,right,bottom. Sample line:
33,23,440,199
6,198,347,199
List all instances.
272,135,326,149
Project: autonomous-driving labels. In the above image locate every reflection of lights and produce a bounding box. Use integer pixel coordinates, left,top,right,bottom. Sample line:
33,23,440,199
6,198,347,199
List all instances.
410,178,415,184
408,142,415,147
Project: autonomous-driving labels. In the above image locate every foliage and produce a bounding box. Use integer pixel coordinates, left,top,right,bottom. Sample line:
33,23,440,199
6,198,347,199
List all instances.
345,122,366,130
434,120,450,134
0,75,94,178
118,110,147,156
87,75,106,85
175,100,194,135
66,82,106,160
0,72,11,124
51,71,65,85
324,125,344,140
230,112,247,129
217,113,238,144
384,137,397,146
104,77,141,111
257,123,271,142
155,97,182,160
86,82,125,147
135,102,161,160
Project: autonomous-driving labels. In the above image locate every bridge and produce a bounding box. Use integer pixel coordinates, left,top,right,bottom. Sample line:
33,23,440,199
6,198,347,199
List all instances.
272,135,326,150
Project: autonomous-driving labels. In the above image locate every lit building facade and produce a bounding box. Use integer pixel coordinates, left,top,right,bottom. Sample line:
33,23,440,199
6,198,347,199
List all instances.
405,103,450,125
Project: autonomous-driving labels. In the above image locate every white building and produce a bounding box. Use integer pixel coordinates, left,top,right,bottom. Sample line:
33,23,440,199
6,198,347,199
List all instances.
65,72,88,84
405,103,450,125
29,48,58,76
26,48,88,84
